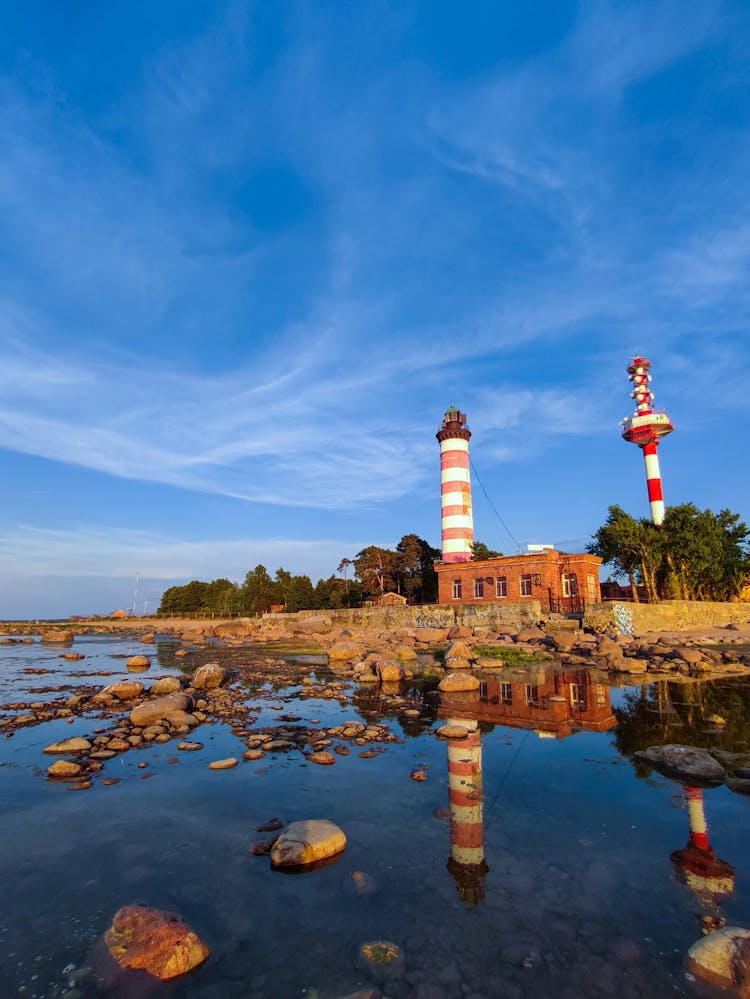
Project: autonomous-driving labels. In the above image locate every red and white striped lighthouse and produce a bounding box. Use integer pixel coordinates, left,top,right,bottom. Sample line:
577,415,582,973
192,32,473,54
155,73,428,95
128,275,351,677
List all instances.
620,357,674,526
437,408,474,561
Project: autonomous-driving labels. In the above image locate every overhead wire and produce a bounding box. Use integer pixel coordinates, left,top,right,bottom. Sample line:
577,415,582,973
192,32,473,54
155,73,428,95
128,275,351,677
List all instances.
469,456,524,554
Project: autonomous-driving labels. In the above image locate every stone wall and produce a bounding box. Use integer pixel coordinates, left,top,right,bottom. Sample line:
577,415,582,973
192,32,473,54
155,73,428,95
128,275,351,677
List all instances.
262,600,543,632
584,599,750,634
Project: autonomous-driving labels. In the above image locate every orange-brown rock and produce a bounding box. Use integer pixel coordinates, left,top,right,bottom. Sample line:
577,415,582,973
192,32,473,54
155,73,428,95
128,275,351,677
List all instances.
414,627,450,644
126,655,151,671
438,672,480,692
270,819,346,867
101,681,145,701
41,630,74,644
103,904,209,981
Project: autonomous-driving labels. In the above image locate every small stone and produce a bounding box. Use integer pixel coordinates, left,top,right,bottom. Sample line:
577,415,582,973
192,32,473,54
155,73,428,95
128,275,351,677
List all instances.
248,837,278,855
126,655,151,671
359,940,403,976
256,817,285,832
208,757,238,770
43,737,92,755
243,749,265,760
62,652,85,661
436,724,469,739
309,751,336,765
351,870,378,895
410,769,427,781
47,760,83,778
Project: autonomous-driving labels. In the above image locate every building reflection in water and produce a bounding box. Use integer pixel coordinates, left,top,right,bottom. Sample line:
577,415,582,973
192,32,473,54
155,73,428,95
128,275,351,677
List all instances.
671,786,735,934
439,668,617,904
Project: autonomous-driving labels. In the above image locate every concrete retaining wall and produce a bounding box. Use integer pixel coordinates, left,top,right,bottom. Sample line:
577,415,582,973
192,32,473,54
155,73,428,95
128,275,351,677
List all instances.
263,601,543,632
584,599,750,634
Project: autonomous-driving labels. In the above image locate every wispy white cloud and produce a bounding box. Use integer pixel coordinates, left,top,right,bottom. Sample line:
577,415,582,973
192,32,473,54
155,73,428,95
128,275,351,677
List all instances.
0,524,376,582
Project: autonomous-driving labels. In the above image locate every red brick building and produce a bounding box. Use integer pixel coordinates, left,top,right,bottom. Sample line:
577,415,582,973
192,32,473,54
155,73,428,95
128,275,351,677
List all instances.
434,547,602,613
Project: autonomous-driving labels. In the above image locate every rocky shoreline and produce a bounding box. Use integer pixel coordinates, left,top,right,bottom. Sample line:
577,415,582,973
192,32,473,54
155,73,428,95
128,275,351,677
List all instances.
2,613,750,793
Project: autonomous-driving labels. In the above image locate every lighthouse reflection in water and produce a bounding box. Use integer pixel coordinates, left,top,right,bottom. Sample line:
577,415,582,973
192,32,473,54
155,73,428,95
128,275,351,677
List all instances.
439,666,616,905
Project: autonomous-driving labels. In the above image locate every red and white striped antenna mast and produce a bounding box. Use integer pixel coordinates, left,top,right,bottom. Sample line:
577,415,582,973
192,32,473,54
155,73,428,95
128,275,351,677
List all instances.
620,356,674,526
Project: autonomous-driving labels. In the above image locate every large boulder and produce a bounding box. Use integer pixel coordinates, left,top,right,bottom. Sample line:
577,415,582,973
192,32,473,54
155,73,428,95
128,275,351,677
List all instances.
328,642,365,662
295,616,333,635
214,619,254,639
438,672,480,692
686,926,750,997
634,745,726,786
191,663,226,690
270,819,347,868
414,627,450,644
41,630,74,644
100,904,209,981
130,694,193,727
444,656,472,671
149,677,182,695
444,640,475,661
101,681,145,701
394,645,418,662
376,660,405,683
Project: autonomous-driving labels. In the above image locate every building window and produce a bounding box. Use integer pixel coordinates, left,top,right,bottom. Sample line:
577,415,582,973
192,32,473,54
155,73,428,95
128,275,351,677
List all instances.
452,579,462,599
473,578,484,598
587,574,597,599
479,681,488,702
520,574,532,596
500,682,512,705
569,682,587,709
496,576,507,598
525,684,539,706
562,573,578,597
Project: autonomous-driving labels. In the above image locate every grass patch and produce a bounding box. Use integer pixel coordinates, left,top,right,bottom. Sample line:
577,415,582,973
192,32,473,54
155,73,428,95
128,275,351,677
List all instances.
473,646,540,666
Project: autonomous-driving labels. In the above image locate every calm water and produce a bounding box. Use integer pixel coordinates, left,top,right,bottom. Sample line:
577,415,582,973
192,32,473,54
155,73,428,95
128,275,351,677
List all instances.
1,633,749,999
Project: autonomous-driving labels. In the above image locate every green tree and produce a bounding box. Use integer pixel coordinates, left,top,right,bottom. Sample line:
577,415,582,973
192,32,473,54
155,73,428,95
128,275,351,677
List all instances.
394,534,440,602
589,503,749,602
241,565,276,614
354,545,396,597
471,541,503,561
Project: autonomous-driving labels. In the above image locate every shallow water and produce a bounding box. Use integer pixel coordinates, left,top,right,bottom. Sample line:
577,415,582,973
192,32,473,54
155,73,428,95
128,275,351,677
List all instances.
1,634,749,999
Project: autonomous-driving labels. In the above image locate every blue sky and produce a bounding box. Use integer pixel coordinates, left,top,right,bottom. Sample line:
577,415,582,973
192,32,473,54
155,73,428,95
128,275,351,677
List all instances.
1,0,749,618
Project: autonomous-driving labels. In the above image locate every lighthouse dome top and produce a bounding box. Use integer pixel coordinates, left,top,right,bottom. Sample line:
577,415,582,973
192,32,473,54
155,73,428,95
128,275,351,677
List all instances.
437,407,471,442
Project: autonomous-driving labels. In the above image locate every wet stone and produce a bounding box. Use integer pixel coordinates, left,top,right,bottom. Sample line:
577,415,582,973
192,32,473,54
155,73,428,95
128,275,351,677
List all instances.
208,757,238,770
